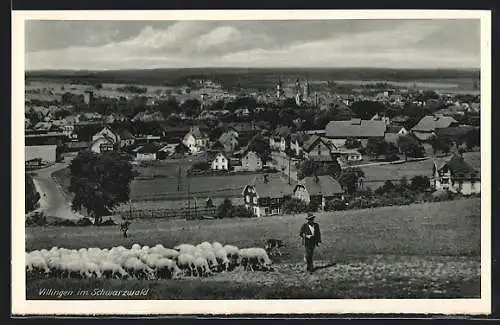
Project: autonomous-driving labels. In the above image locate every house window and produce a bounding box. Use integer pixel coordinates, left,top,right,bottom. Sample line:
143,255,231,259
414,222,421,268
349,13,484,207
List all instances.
253,197,257,204
245,195,250,203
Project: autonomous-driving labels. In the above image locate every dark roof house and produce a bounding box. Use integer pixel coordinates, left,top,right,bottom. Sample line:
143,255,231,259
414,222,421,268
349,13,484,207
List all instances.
325,119,386,138
294,175,343,197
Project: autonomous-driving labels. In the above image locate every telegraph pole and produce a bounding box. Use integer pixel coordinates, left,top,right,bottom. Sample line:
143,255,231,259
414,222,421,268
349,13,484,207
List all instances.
187,173,191,219
288,155,291,185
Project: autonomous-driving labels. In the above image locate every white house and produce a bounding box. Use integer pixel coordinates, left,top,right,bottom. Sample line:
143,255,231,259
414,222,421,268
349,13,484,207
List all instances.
241,150,263,171
211,152,229,170
183,126,210,154
432,153,481,195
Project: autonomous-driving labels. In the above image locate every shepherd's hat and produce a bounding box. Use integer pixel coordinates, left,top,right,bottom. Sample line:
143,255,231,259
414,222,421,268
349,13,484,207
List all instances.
306,212,316,220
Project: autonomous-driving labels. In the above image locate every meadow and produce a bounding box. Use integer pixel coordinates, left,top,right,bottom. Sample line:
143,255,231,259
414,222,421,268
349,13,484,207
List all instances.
360,159,435,189
26,198,481,299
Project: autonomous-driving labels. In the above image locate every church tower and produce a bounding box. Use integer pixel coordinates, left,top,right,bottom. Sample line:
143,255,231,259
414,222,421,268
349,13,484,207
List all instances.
276,79,283,99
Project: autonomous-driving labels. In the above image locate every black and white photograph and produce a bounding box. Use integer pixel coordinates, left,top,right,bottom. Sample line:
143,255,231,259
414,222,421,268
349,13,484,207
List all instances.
13,10,491,315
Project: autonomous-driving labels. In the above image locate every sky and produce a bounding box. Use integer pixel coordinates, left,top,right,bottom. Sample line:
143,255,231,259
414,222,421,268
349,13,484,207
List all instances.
25,19,481,70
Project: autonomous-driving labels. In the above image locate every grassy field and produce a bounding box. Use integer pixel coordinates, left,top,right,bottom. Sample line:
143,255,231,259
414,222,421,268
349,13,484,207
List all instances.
26,198,481,299
360,159,435,189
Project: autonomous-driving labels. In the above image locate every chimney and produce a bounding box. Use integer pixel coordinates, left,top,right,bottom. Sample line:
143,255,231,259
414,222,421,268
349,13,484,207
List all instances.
263,174,269,184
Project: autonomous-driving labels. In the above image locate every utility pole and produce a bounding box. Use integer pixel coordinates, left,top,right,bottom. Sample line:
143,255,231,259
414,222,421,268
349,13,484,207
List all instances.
288,153,291,185
187,171,191,219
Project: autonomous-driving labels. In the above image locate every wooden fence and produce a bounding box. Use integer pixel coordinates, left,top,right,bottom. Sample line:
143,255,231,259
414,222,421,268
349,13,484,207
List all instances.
118,206,218,220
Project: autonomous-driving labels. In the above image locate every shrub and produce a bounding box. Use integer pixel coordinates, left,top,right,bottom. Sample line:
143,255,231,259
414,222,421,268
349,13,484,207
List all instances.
76,217,94,226
411,175,431,192
216,199,233,219
51,219,77,227
283,198,309,214
101,218,117,226
346,197,372,209
231,206,255,218
25,212,47,227
384,153,400,162
325,199,347,211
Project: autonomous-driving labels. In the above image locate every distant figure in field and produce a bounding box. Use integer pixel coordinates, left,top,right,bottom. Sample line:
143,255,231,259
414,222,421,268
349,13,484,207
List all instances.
299,212,321,273
120,221,131,238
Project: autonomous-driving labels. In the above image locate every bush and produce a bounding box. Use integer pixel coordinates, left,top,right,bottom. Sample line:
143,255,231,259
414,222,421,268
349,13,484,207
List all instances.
384,153,400,162
325,199,347,211
283,198,309,214
411,175,431,192
346,197,372,209
101,218,117,225
25,212,47,227
231,206,255,218
76,217,94,226
216,199,233,219
51,219,77,227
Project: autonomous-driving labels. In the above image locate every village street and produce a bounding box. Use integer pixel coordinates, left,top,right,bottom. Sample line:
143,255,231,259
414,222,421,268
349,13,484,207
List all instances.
31,155,82,221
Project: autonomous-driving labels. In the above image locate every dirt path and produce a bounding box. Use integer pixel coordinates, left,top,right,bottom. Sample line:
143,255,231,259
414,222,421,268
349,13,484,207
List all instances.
31,156,83,221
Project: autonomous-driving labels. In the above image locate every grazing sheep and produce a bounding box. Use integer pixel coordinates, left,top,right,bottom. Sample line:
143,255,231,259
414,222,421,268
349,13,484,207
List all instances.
213,248,230,271
238,248,273,271
177,253,196,275
155,258,181,279
99,261,127,279
150,247,180,260
131,243,141,250
193,257,211,277
123,257,154,279
211,242,224,251
174,244,197,254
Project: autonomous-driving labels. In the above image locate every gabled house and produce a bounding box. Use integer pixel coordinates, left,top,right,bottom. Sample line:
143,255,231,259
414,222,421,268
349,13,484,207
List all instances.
293,175,344,211
183,126,210,154
241,150,263,171
135,142,163,161
432,152,481,195
325,118,387,147
210,152,230,171
289,133,310,157
92,127,119,144
242,174,293,217
302,135,334,159
411,115,459,141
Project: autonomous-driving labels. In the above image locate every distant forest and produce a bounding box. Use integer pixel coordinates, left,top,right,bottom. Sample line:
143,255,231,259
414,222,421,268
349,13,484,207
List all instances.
25,68,480,89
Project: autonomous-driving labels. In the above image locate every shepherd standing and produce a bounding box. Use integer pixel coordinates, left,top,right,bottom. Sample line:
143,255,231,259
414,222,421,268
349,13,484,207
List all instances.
299,212,321,273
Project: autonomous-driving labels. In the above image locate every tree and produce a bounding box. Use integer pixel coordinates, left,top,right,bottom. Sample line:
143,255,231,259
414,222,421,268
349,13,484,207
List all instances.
180,99,202,117
247,134,271,164
175,143,190,155
366,138,389,159
397,135,425,161
350,100,387,120
411,176,430,192
429,135,452,156
54,109,72,120
344,137,361,149
216,198,233,219
283,198,309,214
464,128,480,150
296,159,341,180
338,167,365,194
25,173,41,213
68,150,135,225
157,97,179,118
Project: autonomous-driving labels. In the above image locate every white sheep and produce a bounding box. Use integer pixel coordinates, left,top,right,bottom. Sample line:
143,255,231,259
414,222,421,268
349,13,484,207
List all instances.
211,242,224,251
238,248,273,271
213,248,230,271
193,257,211,277
123,257,154,279
174,243,197,254
177,253,196,275
99,261,127,279
155,258,181,279
150,247,180,260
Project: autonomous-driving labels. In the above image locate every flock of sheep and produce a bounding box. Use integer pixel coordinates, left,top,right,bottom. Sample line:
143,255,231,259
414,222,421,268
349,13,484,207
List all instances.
26,242,274,280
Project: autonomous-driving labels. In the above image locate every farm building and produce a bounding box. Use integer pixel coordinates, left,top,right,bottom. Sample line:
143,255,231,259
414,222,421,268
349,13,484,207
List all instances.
411,115,459,141
135,142,163,161
289,133,310,157
325,118,387,147
293,175,344,211
210,152,230,170
90,137,114,154
432,152,481,195
331,148,363,163
25,145,60,165
242,174,293,217
241,150,263,171
302,135,334,159
183,126,210,154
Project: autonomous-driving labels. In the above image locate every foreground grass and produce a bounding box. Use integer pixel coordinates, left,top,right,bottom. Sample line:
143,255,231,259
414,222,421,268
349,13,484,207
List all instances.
25,199,481,299
26,198,481,263
26,255,480,299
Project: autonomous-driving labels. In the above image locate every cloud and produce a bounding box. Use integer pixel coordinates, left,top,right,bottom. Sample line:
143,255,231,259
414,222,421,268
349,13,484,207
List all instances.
25,20,480,70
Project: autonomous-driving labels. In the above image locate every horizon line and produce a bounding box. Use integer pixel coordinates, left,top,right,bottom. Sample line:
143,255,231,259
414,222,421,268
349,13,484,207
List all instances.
25,66,481,73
